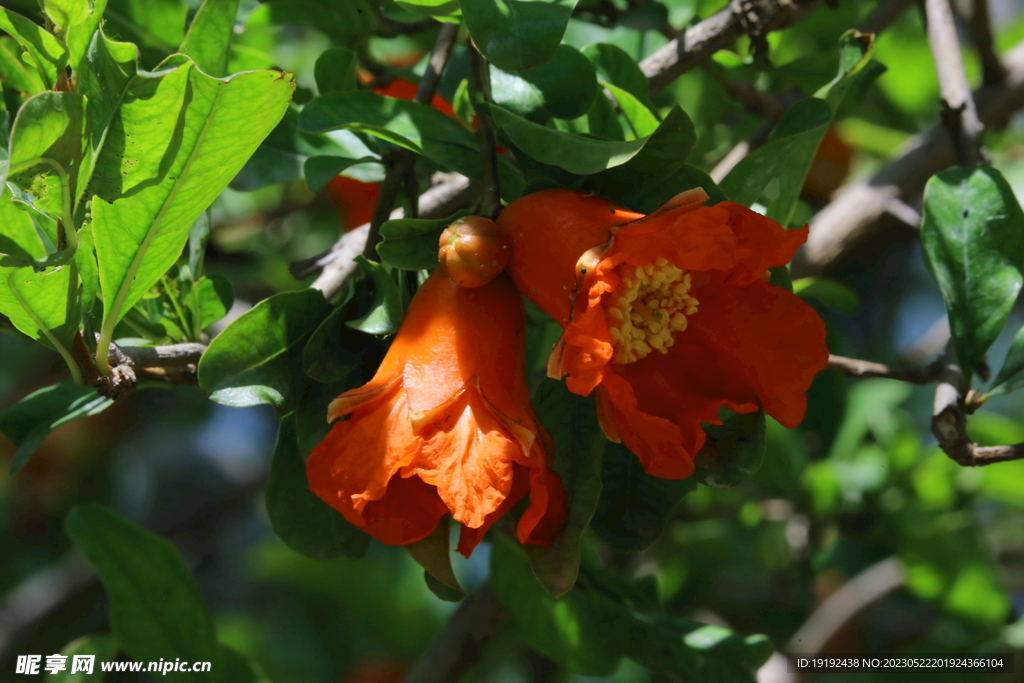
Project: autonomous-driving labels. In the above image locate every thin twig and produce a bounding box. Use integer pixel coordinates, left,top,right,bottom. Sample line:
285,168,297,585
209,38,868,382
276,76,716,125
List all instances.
639,0,823,94
924,0,985,167
403,583,510,683
963,0,1006,87
826,353,943,384
308,175,475,300
469,44,501,219
361,22,460,261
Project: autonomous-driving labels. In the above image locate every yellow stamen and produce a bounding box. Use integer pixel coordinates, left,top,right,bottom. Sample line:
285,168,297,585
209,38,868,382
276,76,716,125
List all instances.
604,261,699,364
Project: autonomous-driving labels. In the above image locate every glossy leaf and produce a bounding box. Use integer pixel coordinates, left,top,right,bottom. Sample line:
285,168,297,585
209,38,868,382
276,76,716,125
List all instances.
180,0,240,78
377,209,473,270
43,0,108,70
347,257,404,334
0,7,68,89
314,47,358,95
525,379,605,598
580,107,698,210
7,92,88,228
198,288,332,410
304,155,380,194
693,408,766,489
0,380,113,475
989,325,1024,396
65,504,223,681
0,36,46,96
193,273,233,330
719,97,831,226
104,0,188,58
0,262,80,355
459,0,577,71
921,166,1024,375
302,296,378,384
489,103,652,174
90,64,295,358
590,442,696,553
490,45,597,120
603,82,658,137
582,42,652,108
792,276,860,315
491,536,621,675
300,91,524,200
266,413,371,560
48,634,119,683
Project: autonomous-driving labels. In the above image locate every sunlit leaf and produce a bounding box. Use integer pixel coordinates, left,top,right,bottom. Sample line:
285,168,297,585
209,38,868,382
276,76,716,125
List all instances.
180,0,240,78
459,0,578,71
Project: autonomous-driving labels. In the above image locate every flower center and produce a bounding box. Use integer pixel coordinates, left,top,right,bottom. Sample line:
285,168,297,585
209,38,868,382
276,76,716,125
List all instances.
605,258,698,364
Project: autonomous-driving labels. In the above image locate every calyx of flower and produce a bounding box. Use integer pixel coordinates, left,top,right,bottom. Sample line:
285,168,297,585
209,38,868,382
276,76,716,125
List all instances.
438,216,511,288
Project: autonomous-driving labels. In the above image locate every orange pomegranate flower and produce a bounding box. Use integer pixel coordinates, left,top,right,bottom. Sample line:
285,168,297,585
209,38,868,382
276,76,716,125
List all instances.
327,175,381,231
497,188,828,480
307,270,567,556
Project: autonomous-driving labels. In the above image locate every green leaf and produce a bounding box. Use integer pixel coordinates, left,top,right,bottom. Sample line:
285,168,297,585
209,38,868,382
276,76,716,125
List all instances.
90,63,295,362
348,256,404,334
302,296,378,384
490,45,597,121
43,0,108,70
179,0,240,78
525,379,605,598
0,195,45,261
104,0,188,59
299,91,524,200
46,634,119,682
921,166,1024,376
0,7,69,89
602,82,658,137
459,0,577,71
396,0,461,19
248,0,376,43
65,504,223,681
266,413,371,560
0,36,46,96
816,30,879,113
0,380,113,474
719,97,831,226
198,288,332,410
490,103,654,175
7,91,88,230
792,276,860,315
580,107,698,210
582,43,652,108
590,442,696,553
377,209,472,270
424,571,465,602
314,47,357,95
692,408,766,488
491,536,621,675
0,262,81,374
193,273,233,329
304,155,379,194
989,324,1024,396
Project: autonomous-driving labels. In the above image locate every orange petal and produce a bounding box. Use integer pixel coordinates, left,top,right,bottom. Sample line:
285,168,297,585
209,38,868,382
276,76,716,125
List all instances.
497,189,643,325
405,388,526,530
717,202,808,286
689,280,828,428
359,474,449,545
516,467,568,547
455,464,531,557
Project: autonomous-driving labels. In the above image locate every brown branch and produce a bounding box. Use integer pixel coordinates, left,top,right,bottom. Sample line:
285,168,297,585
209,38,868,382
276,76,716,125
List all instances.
361,22,460,262
925,0,985,167
963,0,1006,87
799,38,1024,275
308,175,476,300
639,0,823,94
826,353,943,383
403,583,510,683
469,44,501,219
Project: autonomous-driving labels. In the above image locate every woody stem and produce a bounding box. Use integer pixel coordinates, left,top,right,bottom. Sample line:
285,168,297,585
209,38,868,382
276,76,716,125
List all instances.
469,44,501,220
361,22,460,261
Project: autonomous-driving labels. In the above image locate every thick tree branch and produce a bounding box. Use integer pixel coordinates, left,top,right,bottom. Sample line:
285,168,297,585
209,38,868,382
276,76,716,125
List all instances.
639,0,823,94
925,0,985,167
799,39,1024,275
361,22,460,261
